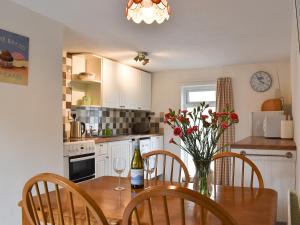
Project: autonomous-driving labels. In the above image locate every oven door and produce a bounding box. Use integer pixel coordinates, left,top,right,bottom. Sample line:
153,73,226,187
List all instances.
69,153,95,183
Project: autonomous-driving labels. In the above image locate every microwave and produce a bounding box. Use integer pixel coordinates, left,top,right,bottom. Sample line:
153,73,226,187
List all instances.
251,111,283,138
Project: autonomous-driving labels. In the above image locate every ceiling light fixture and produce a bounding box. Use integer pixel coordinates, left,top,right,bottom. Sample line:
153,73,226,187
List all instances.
126,0,171,24
134,52,150,65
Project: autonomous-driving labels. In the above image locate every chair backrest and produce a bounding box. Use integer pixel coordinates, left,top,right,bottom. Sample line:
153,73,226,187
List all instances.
142,150,190,185
22,173,109,225
212,152,264,189
122,185,239,225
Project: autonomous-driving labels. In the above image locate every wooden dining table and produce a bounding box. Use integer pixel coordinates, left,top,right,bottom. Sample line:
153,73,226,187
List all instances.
19,176,277,225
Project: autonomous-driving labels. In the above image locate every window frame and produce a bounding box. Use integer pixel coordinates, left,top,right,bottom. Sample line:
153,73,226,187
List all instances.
180,84,217,177
182,84,216,109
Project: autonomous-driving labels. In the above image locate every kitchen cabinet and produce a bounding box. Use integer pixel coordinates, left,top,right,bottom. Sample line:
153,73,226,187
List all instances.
150,136,164,177
101,58,151,110
108,140,133,177
101,58,120,108
138,70,152,111
95,143,110,178
231,148,296,223
71,54,102,107
118,64,140,109
96,155,110,177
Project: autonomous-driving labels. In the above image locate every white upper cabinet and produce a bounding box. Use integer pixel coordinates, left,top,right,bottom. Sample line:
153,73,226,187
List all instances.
118,64,140,109
138,70,152,111
71,56,152,110
101,58,120,108
101,58,151,110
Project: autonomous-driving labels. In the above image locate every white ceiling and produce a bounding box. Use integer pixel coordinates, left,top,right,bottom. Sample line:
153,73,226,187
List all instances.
11,0,292,72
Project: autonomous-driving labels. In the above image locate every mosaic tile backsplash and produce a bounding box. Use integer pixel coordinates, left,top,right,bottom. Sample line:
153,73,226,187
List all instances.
72,107,164,136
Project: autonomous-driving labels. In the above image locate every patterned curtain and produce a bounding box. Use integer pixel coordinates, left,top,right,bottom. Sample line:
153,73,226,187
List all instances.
215,77,235,185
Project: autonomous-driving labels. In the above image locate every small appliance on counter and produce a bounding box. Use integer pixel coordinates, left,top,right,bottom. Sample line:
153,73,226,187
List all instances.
251,111,283,138
70,114,86,139
281,116,294,139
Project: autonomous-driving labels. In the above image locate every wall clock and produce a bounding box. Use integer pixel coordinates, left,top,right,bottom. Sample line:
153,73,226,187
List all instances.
250,71,272,92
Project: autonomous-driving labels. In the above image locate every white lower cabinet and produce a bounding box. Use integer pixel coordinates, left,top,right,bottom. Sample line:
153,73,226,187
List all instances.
150,136,164,177
231,148,296,223
95,143,110,177
96,155,110,177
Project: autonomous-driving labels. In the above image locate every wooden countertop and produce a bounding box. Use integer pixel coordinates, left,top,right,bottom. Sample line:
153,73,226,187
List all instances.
64,133,163,144
231,136,297,151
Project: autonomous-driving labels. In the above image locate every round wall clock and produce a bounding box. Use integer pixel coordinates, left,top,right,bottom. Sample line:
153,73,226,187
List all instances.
250,71,272,92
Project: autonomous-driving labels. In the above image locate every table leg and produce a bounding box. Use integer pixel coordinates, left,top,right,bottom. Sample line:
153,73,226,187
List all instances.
22,207,30,225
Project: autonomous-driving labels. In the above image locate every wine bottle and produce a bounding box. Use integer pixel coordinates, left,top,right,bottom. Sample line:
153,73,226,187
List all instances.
131,143,144,189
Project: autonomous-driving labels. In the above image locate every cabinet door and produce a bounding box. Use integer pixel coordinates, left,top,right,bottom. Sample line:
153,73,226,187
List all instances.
231,149,296,222
102,58,120,108
150,136,164,177
139,71,152,111
118,64,139,109
108,141,132,177
95,155,110,178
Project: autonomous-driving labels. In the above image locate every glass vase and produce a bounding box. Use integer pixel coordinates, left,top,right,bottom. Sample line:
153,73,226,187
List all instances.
193,159,213,196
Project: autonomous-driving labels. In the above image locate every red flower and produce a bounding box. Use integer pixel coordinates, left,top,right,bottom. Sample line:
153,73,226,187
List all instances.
181,109,188,114
193,126,198,131
178,115,184,123
165,113,170,119
221,112,229,116
186,128,194,135
201,115,209,120
230,112,239,122
169,138,174,143
185,118,190,124
173,127,182,136
221,122,229,129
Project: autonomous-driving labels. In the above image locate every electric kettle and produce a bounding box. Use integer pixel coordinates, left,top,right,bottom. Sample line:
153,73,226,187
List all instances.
70,114,86,139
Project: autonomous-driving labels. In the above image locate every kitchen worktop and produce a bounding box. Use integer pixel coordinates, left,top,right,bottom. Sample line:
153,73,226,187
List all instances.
64,133,163,144
231,136,297,151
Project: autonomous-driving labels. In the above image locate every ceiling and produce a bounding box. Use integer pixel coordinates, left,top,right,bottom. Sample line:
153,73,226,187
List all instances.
11,0,292,72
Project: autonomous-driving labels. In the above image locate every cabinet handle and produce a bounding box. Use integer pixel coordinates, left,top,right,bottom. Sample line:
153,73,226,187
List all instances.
240,151,293,159
120,106,125,108
105,156,109,159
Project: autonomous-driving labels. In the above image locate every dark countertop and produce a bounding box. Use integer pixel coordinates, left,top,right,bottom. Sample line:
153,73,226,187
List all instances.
64,133,163,144
231,136,297,151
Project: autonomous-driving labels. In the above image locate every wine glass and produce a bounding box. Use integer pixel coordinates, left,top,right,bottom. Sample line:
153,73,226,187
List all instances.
113,157,126,191
144,157,156,186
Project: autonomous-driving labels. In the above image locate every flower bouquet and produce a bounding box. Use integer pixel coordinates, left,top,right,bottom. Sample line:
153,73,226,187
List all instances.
164,102,239,195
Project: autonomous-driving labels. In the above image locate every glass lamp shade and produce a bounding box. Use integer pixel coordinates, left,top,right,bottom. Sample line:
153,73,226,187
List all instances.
126,0,171,24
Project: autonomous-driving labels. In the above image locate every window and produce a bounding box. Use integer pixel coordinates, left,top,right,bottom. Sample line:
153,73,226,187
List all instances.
181,84,216,177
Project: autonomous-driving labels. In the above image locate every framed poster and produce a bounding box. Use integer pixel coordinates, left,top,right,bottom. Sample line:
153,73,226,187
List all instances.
295,0,300,52
0,28,29,86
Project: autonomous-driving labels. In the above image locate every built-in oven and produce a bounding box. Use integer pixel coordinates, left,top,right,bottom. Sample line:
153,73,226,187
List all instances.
63,140,96,183
68,153,95,183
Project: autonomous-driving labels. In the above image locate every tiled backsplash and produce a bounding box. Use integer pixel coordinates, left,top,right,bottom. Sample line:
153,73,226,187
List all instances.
72,107,164,135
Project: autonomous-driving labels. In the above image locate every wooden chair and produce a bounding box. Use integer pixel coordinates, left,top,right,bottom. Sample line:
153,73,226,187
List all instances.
212,152,264,189
22,173,109,225
142,150,190,185
122,185,239,225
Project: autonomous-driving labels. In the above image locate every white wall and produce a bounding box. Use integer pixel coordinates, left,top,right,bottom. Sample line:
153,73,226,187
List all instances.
0,1,64,225
291,3,300,193
152,61,291,157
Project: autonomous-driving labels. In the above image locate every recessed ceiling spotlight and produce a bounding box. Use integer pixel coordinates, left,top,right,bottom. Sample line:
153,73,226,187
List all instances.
134,52,150,65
